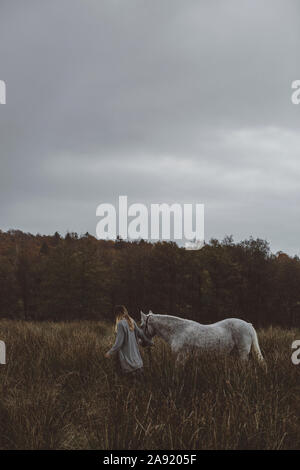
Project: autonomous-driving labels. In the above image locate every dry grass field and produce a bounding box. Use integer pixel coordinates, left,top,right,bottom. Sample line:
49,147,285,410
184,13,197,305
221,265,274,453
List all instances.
0,320,299,450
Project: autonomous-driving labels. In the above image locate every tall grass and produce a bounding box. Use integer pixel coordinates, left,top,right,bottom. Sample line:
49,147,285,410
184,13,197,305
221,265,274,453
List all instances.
0,321,299,449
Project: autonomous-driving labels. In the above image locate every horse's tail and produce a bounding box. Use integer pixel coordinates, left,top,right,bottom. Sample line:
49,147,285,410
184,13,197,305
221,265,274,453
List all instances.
250,324,265,364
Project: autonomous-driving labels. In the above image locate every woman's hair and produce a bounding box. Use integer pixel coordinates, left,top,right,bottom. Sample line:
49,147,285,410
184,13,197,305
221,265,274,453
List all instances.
114,305,134,332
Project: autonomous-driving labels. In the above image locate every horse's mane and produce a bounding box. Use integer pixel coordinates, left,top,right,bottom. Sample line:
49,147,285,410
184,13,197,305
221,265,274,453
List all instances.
151,314,194,324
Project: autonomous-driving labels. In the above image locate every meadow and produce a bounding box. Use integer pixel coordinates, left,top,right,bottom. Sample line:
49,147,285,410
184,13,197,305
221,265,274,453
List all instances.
0,320,299,450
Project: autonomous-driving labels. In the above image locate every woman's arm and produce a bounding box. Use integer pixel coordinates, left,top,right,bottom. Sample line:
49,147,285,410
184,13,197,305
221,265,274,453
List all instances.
106,322,125,356
135,323,153,347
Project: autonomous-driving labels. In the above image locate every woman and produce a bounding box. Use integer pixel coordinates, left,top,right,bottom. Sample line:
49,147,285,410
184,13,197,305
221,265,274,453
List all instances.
105,305,153,375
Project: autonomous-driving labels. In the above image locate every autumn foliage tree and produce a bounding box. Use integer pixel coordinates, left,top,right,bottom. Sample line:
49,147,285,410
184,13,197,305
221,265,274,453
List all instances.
0,229,299,326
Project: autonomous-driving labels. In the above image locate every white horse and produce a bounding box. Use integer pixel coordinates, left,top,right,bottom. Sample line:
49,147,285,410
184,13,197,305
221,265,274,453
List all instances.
140,311,265,365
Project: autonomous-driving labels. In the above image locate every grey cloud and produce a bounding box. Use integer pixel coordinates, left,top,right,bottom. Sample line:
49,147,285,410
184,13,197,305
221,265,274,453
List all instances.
0,0,300,254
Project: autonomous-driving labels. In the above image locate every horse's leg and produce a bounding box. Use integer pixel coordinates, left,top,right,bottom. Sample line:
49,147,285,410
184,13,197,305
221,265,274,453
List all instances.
238,348,250,361
175,350,187,368
236,335,252,361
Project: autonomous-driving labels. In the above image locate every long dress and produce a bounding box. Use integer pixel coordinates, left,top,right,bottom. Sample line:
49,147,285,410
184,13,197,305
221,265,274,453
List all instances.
108,319,153,373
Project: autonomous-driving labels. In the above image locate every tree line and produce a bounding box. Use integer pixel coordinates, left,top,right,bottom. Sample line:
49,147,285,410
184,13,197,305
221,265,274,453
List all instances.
0,229,299,327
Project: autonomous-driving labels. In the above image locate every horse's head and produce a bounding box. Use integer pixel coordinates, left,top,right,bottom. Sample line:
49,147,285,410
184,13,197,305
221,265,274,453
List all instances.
140,310,156,339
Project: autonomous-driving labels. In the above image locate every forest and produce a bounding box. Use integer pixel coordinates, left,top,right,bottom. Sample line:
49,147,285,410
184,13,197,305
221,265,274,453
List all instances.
0,229,300,327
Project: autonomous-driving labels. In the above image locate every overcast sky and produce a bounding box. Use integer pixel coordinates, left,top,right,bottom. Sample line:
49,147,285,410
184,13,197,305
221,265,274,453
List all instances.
1,0,300,254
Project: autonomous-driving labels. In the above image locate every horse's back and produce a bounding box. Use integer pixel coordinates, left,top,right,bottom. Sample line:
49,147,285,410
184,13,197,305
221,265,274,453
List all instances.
212,317,252,331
